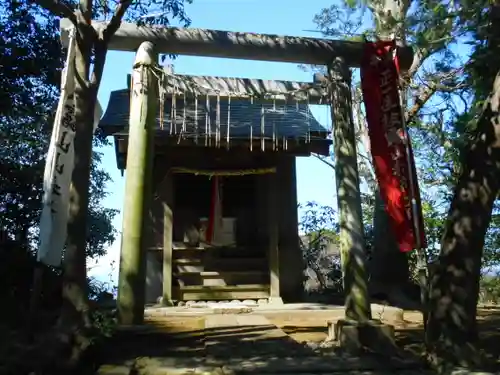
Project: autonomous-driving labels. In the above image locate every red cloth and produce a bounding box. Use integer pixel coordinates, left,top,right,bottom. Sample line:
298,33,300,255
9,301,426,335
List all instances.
360,40,426,251
207,176,222,243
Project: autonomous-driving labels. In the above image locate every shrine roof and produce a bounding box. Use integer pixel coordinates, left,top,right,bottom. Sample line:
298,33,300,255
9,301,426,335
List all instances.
99,89,330,141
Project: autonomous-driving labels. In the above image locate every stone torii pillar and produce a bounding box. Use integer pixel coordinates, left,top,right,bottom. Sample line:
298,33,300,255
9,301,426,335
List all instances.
328,57,394,350
117,41,158,325
329,57,371,322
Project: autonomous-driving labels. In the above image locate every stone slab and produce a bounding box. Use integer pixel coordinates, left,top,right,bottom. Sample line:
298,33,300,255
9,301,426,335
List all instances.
209,354,423,374
220,372,432,375
205,314,285,331
267,297,284,305
96,365,130,375
330,319,396,353
144,303,407,320
97,357,218,375
204,314,306,358
448,370,496,375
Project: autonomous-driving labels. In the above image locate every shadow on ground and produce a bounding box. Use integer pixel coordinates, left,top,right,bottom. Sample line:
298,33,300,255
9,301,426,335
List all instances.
98,314,429,374
393,308,500,369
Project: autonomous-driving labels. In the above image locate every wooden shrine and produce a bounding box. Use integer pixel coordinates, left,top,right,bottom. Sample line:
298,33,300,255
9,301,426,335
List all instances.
99,75,331,305
61,18,413,325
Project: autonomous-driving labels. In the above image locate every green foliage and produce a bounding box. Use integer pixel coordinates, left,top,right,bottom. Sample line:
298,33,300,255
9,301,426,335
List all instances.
0,0,118,257
124,0,192,26
298,202,339,261
299,202,342,292
312,0,500,281
87,278,118,338
1,0,193,370
298,200,376,293
0,0,118,339
479,274,500,304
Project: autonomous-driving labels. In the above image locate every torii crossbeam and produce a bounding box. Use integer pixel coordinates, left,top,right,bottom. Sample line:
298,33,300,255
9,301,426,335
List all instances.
60,19,413,70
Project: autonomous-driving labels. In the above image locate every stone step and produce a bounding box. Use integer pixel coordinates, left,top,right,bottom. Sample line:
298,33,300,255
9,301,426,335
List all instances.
96,357,430,375
95,314,430,375
209,355,425,373
96,361,496,375
204,314,307,358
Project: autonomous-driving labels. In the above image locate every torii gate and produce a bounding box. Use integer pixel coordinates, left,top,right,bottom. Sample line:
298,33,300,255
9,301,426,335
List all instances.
60,19,413,347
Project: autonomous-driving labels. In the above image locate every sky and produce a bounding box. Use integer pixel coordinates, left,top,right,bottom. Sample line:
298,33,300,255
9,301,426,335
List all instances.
87,0,339,284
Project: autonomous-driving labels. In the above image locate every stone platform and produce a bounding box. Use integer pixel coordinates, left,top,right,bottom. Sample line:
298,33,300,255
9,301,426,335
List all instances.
97,304,427,375
144,302,405,321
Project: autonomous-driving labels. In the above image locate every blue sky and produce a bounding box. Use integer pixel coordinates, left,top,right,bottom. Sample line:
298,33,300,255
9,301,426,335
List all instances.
88,0,339,283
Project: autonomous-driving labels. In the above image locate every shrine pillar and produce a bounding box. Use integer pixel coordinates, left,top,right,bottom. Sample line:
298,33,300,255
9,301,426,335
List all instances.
328,57,396,351
277,156,303,302
117,42,158,325
328,57,371,322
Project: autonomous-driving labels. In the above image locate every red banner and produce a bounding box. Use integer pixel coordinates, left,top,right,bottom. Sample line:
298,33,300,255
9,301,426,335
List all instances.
360,40,426,252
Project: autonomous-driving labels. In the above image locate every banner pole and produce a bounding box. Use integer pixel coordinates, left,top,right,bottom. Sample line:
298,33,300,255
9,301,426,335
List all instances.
393,45,429,327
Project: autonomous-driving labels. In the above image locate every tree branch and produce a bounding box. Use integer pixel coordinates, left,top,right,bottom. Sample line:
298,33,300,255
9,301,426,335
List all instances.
102,0,133,43
313,154,335,169
90,0,132,90
406,85,438,124
407,47,429,79
79,0,92,24
406,66,466,124
34,0,76,23
89,40,107,89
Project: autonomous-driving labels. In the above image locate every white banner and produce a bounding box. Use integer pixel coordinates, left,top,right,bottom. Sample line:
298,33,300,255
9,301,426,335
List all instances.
38,27,103,266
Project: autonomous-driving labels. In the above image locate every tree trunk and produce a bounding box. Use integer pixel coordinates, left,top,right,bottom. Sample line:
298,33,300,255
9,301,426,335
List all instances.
367,0,413,307
57,24,95,361
369,190,412,303
372,191,407,285
308,261,328,290
426,70,500,366
426,2,500,367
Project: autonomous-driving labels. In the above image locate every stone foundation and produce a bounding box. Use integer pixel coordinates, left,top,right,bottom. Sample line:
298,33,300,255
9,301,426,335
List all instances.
328,319,396,352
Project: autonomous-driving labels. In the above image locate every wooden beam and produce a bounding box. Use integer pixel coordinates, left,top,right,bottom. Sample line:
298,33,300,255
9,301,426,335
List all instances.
276,156,303,302
114,137,330,170
173,285,270,301
60,19,413,70
127,73,327,102
161,171,174,307
267,172,282,304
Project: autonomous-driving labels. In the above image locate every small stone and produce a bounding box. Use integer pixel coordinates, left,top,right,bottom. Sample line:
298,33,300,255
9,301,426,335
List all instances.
303,341,320,350
230,300,241,304
242,299,257,305
257,299,268,305
192,301,208,308
177,301,186,307
319,339,337,349
186,301,196,307
144,308,162,317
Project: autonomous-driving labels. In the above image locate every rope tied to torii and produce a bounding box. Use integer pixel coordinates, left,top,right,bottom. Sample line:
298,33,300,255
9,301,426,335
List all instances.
152,166,276,203
170,166,276,177
153,65,326,149
129,60,329,152
152,64,330,101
